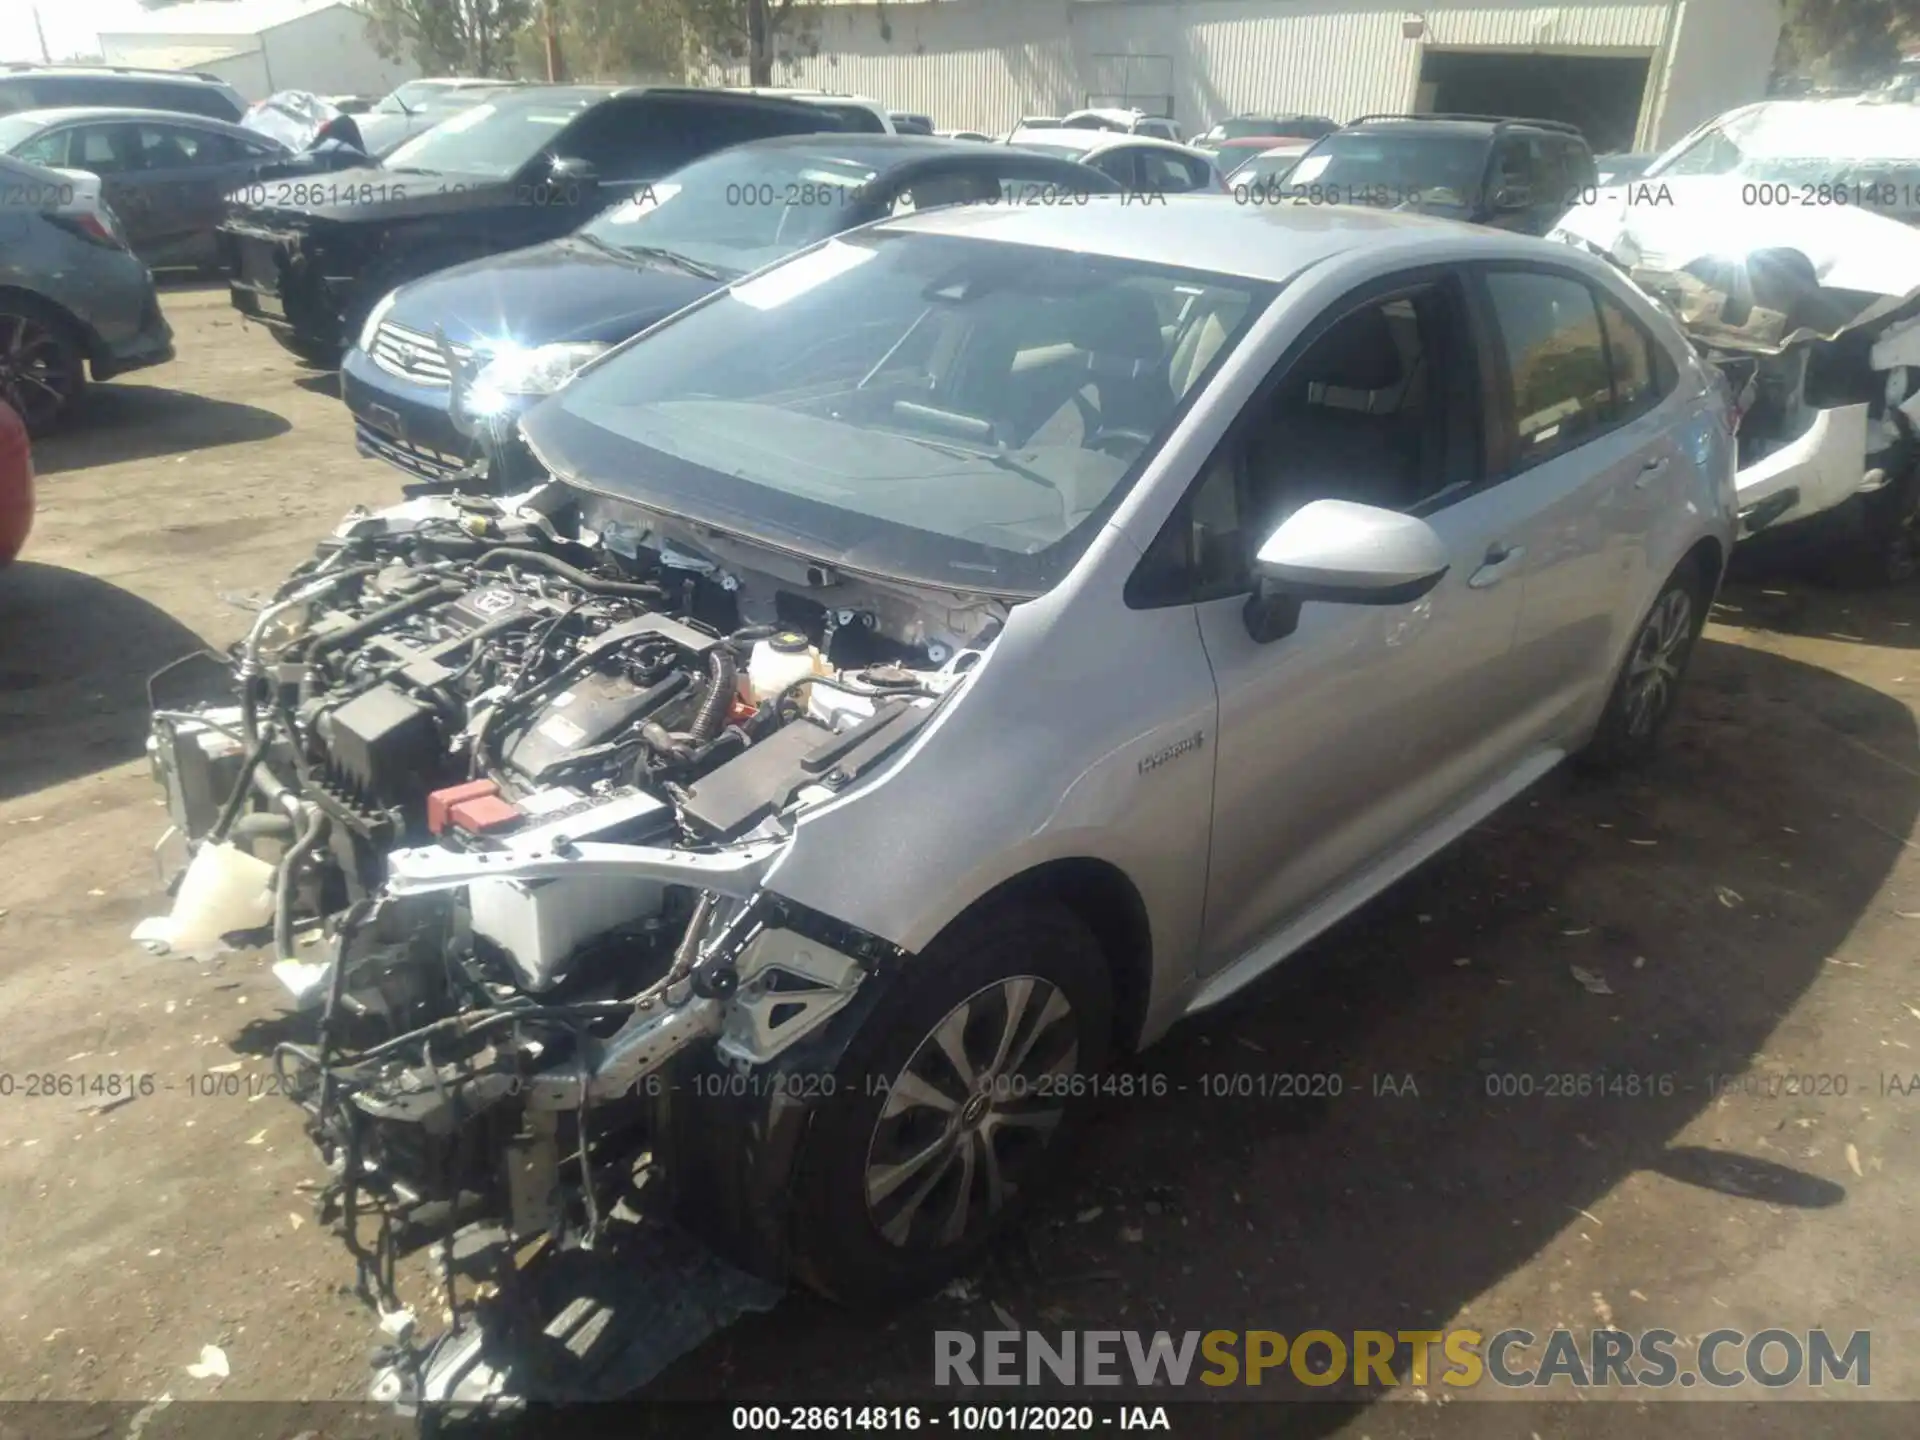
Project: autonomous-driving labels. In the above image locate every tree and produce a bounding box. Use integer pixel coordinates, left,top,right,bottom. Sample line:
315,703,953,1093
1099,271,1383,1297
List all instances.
361,0,536,78
1774,0,1920,87
675,0,823,85
516,0,689,81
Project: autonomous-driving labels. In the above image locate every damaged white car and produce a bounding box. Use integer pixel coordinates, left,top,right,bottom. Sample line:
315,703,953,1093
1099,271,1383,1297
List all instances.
1553,98,1920,581
136,201,1736,1413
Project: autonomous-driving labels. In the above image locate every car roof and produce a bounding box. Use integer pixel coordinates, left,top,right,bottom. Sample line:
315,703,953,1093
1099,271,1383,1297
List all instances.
480,84,829,112
0,65,232,86
1010,128,1210,158
740,132,1048,159
0,106,264,135
1337,116,1573,139
874,193,1559,282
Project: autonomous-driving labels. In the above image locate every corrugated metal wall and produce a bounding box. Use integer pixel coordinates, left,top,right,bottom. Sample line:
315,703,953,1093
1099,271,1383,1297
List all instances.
719,0,1778,148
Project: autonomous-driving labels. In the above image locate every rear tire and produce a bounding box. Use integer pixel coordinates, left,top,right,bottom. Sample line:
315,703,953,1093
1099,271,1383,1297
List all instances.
0,296,88,437
787,901,1112,1306
1839,464,1920,588
1576,559,1711,773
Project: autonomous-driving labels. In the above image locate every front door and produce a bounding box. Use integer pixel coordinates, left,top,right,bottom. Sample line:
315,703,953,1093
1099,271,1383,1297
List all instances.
1170,273,1547,969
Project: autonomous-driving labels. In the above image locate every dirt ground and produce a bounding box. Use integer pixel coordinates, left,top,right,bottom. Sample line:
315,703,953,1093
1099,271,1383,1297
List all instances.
3,284,1919,1437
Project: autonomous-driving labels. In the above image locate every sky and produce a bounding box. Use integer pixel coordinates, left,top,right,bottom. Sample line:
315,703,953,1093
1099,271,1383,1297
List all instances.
5,0,153,64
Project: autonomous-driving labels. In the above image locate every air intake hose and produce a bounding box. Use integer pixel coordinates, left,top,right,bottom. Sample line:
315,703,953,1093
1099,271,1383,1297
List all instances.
688,647,737,742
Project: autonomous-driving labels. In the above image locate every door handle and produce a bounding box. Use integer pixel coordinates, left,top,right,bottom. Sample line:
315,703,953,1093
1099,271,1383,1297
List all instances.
1634,455,1671,489
1468,542,1525,589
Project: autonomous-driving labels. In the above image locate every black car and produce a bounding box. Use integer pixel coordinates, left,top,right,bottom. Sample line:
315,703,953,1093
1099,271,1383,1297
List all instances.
0,65,245,122
220,85,851,365
1274,114,1597,234
342,134,1118,485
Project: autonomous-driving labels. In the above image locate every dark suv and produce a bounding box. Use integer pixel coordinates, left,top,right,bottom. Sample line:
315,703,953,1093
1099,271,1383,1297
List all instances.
1276,114,1597,234
220,85,850,365
0,65,245,122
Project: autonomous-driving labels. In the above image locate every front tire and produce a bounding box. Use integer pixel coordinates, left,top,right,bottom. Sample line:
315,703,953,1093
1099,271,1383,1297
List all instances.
1577,560,1710,772
788,902,1112,1305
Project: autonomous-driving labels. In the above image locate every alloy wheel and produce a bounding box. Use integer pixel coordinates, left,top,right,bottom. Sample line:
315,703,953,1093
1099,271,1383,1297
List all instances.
863,976,1079,1250
1623,587,1694,738
0,312,76,433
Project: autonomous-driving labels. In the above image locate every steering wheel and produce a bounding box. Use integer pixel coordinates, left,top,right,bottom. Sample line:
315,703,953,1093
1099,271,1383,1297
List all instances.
1085,425,1154,457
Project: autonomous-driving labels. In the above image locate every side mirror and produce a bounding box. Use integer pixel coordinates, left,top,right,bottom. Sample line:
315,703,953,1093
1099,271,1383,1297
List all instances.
1491,183,1532,212
1242,499,1450,643
547,154,599,185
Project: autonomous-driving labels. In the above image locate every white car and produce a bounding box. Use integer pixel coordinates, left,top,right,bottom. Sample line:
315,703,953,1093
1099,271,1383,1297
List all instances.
1553,98,1920,582
1009,126,1225,194
1058,106,1183,143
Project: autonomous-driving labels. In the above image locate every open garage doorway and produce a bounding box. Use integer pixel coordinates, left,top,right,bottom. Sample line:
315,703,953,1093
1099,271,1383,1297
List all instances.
1416,50,1652,152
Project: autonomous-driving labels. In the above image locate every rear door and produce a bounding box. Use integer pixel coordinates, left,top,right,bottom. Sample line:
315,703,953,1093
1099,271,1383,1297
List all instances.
1471,263,1685,745
62,122,150,250
131,122,254,266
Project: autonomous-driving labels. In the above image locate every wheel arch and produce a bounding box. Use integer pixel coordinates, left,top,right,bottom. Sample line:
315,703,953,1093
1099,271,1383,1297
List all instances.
0,285,102,364
1680,533,1726,595
932,856,1157,1056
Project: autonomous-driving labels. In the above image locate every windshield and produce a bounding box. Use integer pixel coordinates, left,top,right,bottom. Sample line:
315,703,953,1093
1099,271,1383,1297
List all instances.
1646,104,1920,196
1209,117,1333,142
378,81,488,115
526,229,1273,595
1229,149,1305,186
578,148,881,276
1284,132,1487,210
383,93,591,176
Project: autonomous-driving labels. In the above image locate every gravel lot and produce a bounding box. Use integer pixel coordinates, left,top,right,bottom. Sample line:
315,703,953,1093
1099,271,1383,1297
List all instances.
2,284,1918,1436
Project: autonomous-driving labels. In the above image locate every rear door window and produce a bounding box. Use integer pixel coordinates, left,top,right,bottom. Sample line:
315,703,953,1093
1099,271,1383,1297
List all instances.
1090,148,1139,191
70,122,140,176
1140,149,1203,194
1482,268,1615,470
136,123,237,168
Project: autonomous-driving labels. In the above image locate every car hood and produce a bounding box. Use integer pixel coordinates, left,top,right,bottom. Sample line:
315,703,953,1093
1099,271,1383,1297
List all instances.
382,236,721,347
1554,175,1920,299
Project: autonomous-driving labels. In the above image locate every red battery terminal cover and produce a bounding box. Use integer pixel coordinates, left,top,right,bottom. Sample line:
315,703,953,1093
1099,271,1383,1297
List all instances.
427,779,516,835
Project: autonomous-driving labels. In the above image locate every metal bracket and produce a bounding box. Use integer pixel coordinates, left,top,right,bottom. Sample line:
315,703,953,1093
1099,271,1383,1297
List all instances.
716,927,866,1067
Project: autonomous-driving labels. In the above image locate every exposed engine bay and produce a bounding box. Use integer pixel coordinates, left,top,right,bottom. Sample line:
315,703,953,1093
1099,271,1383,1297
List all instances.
136,481,1000,1411
1552,195,1920,550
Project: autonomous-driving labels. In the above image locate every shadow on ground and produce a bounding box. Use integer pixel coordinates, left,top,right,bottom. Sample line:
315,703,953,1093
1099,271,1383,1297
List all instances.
0,564,216,800
624,637,1919,1430
32,386,289,475
1715,576,1920,652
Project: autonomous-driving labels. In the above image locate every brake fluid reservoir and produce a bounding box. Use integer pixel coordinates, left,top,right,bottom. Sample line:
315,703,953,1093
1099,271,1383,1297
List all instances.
748,631,824,705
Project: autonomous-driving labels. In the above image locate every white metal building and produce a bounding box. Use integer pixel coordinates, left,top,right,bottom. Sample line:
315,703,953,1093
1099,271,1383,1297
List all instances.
747,0,1784,154
97,0,418,103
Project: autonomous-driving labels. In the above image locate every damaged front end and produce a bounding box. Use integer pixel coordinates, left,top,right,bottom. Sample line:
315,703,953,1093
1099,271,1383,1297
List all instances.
1554,187,1920,568
135,482,994,1413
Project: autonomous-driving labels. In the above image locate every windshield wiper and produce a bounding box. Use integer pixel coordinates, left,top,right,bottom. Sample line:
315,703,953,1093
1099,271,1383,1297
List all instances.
888,432,1061,494
611,242,728,281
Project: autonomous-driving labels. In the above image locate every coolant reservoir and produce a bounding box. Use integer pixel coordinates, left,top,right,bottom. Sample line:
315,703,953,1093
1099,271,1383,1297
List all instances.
748,631,824,705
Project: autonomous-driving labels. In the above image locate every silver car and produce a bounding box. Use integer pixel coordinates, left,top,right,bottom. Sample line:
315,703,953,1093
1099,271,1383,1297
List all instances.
139,196,1734,1399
